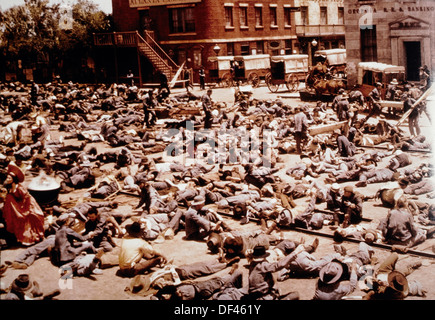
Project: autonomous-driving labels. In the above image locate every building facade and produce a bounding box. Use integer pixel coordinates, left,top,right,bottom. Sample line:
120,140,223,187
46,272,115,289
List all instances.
344,0,435,87
101,0,345,84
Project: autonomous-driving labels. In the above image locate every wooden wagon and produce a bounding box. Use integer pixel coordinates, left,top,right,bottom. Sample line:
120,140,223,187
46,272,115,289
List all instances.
265,54,309,93
207,55,235,88
232,54,271,88
357,62,406,111
314,48,347,78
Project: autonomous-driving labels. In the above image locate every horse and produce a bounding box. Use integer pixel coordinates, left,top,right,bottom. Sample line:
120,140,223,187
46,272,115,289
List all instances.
313,78,346,96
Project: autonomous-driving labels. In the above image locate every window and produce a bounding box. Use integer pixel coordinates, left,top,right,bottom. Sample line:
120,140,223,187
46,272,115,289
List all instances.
256,41,264,54
169,7,195,33
240,6,248,28
240,42,250,55
320,7,327,25
337,7,344,24
300,6,308,25
361,26,377,62
284,7,291,26
285,40,292,55
225,6,234,28
227,43,234,56
255,6,263,27
270,6,277,26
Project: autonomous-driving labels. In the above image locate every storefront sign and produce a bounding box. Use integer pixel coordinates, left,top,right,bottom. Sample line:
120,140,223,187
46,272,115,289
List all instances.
348,6,434,14
129,0,200,8
390,17,430,30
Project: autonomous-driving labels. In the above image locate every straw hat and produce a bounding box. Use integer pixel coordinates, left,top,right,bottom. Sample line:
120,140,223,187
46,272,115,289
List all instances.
319,261,344,284
7,162,25,183
249,245,270,262
191,195,205,206
388,271,409,296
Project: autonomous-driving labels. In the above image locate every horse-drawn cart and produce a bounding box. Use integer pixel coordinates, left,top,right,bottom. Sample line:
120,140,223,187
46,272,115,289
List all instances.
233,54,271,88
207,55,235,88
357,62,406,111
300,48,347,101
265,54,309,93
314,48,347,78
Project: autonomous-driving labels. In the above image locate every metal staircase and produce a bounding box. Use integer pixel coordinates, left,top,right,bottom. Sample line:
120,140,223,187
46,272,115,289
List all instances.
93,31,180,85
137,31,179,80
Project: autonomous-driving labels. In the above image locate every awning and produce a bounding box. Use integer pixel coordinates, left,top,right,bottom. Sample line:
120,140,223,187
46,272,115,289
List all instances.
358,62,405,74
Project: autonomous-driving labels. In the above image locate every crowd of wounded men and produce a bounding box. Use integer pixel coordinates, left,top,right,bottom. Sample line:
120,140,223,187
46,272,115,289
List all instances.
0,76,434,301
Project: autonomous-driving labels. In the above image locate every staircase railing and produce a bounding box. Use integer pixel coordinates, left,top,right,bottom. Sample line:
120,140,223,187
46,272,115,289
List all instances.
137,31,179,74
93,31,180,81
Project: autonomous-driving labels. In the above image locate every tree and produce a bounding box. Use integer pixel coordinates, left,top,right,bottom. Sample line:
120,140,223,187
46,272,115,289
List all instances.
0,0,112,83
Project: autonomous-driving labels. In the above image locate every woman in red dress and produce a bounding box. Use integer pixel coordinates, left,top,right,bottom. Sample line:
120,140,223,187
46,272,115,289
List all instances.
2,163,45,246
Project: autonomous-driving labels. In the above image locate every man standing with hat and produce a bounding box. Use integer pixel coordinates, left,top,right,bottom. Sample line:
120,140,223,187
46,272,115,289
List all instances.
336,91,350,122
364,82,383,123
385,78,399,102
143,90,157,127
293,105,309,154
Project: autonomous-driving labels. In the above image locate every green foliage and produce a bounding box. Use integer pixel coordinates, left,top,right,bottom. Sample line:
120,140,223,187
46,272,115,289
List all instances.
0,0,112,76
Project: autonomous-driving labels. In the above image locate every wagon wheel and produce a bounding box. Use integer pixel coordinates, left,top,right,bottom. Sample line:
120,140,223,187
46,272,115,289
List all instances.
285,74,299,92
221,72,234,88
247,72,260,88
265,73,280,93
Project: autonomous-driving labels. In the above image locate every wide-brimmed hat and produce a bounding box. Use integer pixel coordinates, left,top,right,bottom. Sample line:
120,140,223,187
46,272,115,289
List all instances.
249,245,270,261
11,274,33,292
7,162,25,183
125,222,143,237
191,195,205,206
207,232,223,253
127,274,157,296
362,230,377,244
319,261,344,284
390,79,399,85
388,271,409,295
10,274,42,296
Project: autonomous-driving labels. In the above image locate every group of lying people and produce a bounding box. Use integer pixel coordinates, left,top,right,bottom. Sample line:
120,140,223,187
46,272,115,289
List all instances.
0,77,434,301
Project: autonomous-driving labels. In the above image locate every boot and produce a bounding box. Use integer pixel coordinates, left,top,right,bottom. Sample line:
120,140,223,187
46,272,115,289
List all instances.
266,221,278,235
333,244,347,256
426,226,435,238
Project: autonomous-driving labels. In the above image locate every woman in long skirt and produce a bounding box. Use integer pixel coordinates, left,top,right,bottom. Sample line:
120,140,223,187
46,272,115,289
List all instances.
2,163,45,246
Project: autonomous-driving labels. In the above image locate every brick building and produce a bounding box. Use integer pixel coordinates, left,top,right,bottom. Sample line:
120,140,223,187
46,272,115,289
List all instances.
95,0,345,85
344,0,435,87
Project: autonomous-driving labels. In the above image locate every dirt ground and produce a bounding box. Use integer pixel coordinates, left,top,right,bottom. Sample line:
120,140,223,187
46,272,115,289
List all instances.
1,83,435,304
